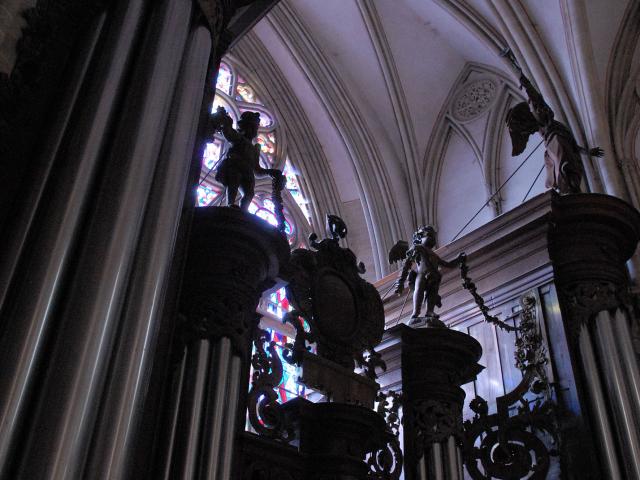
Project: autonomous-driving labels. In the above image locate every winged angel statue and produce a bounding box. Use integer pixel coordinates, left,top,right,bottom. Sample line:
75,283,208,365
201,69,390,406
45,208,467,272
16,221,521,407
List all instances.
389,226,464,324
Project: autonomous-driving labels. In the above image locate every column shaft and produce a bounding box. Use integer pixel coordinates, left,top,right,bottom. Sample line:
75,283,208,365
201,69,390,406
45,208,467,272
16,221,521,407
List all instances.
0,1,146,476
613,309,640,413
595,311,640,478
579,324,622,479
0,10,106,311
15,0,193,476
161,348,189,480
220,355,243,480
201,337,233,479
179,340,212,479
85,23,211,479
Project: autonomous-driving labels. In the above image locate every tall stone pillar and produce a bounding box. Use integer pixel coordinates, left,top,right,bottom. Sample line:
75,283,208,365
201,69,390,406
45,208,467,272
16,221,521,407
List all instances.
550,193,640,479
398,324,483,480
161,207,289,480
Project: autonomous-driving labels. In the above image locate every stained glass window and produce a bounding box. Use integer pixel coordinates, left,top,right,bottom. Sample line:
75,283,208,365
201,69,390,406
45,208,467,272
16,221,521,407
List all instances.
260,287,311,403
248,198,294,240
283,159,312,224
215,62,233,95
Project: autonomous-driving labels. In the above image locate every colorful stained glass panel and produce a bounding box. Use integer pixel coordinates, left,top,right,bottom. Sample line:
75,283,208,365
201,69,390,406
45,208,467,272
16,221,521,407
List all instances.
216,63,232,95
197,185,218,206
203,140,222,169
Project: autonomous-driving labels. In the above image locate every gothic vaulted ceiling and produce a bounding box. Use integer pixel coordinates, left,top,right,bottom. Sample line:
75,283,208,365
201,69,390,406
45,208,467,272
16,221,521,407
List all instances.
231,0,639,279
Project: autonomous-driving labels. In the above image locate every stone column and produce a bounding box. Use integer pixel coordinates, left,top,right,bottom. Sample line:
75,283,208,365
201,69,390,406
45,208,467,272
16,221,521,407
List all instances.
398,324,483,480
163,207,289,480
84,23,213,479
0,0,147,476
550,193,640,479
8,0,194,477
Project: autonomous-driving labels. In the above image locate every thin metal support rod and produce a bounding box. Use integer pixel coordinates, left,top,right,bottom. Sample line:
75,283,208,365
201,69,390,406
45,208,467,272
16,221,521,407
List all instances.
380,280,398,301
521,163,545,203
452,139,544,242
393,290,411,327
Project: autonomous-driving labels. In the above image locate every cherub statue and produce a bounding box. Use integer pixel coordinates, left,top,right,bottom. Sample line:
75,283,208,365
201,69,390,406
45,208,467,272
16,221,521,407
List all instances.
209,106,282,209
389,226,464,323
504,59,603,194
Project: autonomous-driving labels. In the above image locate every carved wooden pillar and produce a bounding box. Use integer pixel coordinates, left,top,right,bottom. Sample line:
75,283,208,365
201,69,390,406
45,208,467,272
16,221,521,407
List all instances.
550,193,640,479
161,207,289,480
397,324,483,480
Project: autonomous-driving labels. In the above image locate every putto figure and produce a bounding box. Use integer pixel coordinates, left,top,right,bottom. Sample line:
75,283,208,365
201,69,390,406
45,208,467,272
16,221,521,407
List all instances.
210,106,282,210
506,71,603,195
389,226,464,324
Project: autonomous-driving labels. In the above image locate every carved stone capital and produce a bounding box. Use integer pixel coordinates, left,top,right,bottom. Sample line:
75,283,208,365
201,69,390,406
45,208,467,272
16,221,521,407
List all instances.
412,399,463,448
559,281,631,327
548,194,640,340
179,207,289,355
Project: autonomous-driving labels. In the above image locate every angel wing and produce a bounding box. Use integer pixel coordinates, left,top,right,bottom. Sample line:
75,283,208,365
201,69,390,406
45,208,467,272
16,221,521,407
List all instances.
388,240,409,264
505,101,537,156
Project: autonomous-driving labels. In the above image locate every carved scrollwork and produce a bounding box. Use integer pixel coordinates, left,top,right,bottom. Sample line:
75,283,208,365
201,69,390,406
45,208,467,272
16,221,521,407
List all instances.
414,399,462,450
560,281,631,328
462,294,558,480
181,295,256,356
463,397,555,480
368,391,403,480
247,327,295,443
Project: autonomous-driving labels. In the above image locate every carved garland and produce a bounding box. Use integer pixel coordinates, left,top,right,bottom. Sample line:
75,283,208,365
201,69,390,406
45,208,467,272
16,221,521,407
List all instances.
462,294,558,480
459,255,520,332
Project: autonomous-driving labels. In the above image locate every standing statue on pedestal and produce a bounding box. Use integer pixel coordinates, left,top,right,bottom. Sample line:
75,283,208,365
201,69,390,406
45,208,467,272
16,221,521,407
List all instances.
503,51,603,194
209,106,282,210
389,226,464,325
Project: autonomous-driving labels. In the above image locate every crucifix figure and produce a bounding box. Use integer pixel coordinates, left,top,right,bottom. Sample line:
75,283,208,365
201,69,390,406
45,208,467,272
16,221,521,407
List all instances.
504,59,603,194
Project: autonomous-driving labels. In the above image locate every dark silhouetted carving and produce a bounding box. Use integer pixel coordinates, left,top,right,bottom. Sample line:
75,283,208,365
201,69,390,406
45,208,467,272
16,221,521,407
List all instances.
391,226,464,323
210,106,283,210
286,215,384,371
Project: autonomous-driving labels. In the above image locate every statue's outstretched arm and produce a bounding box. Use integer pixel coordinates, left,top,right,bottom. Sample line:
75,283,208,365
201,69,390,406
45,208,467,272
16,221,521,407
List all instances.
577,145,604,157
519,74,546,111
438,252,466,269
219,119,241,143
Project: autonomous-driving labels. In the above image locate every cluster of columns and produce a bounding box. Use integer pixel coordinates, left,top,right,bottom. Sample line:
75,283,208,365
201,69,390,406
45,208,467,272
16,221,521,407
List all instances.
0,0,228,477
160,207,289,479
549,193,640,479
396,324,483,480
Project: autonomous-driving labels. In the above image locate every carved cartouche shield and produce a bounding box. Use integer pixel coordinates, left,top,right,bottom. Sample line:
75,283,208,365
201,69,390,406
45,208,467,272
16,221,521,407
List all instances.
285,234,384,369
